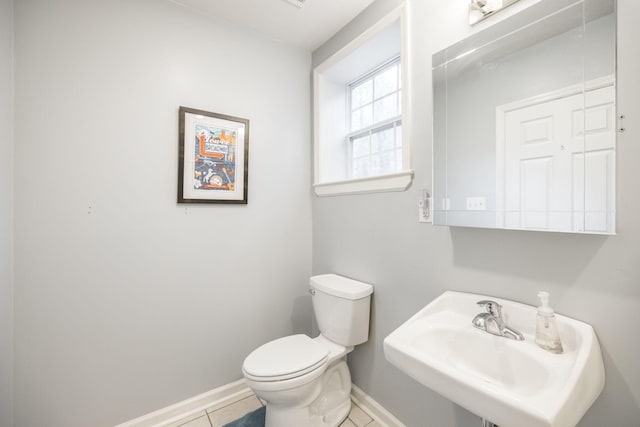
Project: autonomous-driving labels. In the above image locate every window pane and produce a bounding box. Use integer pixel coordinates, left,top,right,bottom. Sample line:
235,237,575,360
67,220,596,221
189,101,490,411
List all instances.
371,156,381,176
351,109,362,132
395,124,402,147
352,135,370,158
352,157,371,179
374,65,398,99
395,125,403,169
351,105,372,131
345,59,404,182
380,151,397,174
372,127,395,153
373,93,398,123
351,80,373,110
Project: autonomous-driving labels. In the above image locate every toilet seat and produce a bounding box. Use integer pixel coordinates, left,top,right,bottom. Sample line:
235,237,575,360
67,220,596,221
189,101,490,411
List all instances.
243,334,329,382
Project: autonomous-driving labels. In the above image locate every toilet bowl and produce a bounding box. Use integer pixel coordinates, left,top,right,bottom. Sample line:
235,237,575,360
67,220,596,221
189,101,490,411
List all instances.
242,274,373,427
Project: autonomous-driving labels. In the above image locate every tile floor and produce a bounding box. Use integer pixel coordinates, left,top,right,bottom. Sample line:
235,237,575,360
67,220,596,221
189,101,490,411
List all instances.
167,391,382,427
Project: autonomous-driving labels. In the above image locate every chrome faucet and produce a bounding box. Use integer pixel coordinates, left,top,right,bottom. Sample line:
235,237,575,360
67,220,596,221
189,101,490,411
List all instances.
472,300,524,341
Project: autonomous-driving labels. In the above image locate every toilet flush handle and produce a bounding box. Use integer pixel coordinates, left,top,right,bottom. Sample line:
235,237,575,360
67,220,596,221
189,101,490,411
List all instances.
308,289,316,296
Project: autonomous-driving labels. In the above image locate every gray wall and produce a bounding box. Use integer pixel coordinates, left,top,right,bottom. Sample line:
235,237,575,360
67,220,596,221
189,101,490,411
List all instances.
312,0,640,426
0,0,13,425
12,0,312,426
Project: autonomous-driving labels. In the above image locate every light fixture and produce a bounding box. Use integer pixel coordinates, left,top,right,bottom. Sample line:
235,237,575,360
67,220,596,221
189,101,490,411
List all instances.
469,0,521,25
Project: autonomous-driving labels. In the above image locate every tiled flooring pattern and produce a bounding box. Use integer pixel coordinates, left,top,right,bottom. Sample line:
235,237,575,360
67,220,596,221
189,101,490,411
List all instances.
167,392,382,427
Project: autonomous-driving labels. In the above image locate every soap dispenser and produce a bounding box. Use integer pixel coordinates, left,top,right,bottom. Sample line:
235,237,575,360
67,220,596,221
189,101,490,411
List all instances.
535,291,563,354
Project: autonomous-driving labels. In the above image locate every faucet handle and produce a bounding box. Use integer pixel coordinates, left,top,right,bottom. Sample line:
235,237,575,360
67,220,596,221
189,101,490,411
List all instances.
477,300,503,318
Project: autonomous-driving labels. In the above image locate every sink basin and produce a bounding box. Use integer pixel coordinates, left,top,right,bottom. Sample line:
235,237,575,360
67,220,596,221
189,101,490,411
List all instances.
383,291,605,427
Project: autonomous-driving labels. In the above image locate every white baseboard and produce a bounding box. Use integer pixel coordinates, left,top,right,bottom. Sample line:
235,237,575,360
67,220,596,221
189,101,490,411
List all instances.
351,384,406,427
114,379,252,427
115,380,404,427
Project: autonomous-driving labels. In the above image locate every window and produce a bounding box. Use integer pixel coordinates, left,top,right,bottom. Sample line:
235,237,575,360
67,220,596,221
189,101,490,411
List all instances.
313,8,412,196
348,58,402,179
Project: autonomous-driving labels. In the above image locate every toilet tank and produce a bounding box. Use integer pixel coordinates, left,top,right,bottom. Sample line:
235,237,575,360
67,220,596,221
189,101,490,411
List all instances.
310,274,373,347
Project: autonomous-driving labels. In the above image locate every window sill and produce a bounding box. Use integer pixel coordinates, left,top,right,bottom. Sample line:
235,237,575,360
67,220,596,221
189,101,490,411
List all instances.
313,170,414,197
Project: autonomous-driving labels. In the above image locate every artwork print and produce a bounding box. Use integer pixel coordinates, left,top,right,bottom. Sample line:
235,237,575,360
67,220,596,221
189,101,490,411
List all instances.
193,123,237,191
178,107,249,204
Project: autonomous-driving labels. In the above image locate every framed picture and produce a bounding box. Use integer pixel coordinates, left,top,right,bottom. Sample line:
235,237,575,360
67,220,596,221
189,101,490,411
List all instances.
178,106,249,204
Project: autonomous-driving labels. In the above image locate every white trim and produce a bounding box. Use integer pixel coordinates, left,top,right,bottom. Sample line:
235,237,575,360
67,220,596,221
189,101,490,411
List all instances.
314,170,413,196
114,381,405,427
399,3,412,172
313,68,321,186
113,379,252,427
351,385,407,427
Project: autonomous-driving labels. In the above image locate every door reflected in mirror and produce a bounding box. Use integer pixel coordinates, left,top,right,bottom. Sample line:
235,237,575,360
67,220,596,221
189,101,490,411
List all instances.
433,0,616,234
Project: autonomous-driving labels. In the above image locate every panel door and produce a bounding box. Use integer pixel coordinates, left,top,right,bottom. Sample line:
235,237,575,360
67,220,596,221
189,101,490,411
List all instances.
502,85,615,232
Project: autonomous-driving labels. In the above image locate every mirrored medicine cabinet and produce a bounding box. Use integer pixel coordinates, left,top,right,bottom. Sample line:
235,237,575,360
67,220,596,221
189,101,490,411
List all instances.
433,0,617,234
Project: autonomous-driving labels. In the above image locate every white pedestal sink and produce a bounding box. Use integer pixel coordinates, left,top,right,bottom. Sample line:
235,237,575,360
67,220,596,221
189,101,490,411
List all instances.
383,291,605,427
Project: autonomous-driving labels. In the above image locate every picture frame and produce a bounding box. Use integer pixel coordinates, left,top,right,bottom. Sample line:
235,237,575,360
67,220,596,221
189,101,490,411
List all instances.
178,106,250,204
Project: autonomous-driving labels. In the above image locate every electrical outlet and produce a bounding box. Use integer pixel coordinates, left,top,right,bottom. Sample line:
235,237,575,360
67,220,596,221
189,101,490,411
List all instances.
418,190,432,223
419,197,432,223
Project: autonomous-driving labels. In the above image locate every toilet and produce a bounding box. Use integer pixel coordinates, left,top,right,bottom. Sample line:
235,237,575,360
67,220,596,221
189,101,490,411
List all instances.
242,274,373,427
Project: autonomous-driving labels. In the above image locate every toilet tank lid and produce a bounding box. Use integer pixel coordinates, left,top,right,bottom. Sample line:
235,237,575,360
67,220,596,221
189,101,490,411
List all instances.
310,274,373,300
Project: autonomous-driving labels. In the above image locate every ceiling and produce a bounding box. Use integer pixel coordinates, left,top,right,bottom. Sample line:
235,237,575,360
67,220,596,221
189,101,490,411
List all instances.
171,0,377,52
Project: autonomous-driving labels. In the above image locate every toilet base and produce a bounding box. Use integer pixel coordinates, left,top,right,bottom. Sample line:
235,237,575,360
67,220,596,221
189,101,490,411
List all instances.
264,400,350,427
265,404,313,427
309,359,351,427
310,398,350,427
262,359,352,427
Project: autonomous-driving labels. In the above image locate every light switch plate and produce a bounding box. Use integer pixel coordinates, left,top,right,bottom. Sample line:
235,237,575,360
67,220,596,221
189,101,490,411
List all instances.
466,197,486,210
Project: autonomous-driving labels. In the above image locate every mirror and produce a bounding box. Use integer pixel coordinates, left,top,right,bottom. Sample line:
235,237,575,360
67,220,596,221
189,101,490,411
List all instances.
433,0,616,234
